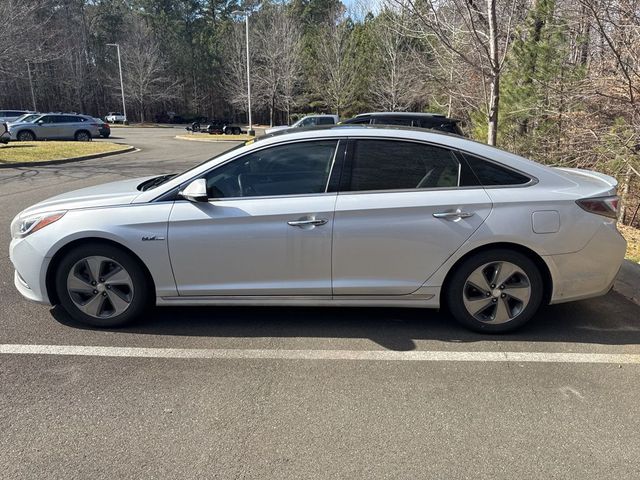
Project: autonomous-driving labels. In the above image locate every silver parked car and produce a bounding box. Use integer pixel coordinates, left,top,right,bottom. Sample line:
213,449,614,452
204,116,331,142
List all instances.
9,126,626,332
9,113,100,141
0,110,33,123
265,114,339,135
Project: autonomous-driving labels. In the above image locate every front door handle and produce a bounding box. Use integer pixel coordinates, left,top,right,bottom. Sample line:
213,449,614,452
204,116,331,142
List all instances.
287,217,328,227
433,209,474,220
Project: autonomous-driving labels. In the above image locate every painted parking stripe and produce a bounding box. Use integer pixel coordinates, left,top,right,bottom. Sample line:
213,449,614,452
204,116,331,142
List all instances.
1,344,640,364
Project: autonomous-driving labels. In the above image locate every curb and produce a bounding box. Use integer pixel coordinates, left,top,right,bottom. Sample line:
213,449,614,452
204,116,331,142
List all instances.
613,259,640,305
0,145,136,169
175,135,248,143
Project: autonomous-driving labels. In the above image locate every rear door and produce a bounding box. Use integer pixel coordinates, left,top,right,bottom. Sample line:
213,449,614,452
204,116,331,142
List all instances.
332,138,493,295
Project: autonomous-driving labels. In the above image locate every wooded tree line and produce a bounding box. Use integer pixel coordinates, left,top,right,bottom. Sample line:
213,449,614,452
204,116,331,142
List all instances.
1,0,639,225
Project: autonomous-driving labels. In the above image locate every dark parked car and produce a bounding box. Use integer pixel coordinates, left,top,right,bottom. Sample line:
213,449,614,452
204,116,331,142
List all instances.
341,112,463,135
186,119,243,135
94,118,111,138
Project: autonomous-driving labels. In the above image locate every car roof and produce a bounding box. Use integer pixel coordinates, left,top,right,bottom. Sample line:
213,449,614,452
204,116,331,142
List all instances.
355,112,449,118
135,124,560,204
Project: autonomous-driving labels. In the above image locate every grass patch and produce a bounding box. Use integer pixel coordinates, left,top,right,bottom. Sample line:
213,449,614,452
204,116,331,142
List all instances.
176,133,252,142
619,224,640,263
0,141,131,164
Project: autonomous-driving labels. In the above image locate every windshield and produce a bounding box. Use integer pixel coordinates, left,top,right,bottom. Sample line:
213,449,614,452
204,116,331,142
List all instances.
13,114,39,123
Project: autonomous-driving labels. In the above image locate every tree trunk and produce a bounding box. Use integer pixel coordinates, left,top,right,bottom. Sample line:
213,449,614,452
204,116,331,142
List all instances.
487,72,499,146
487,0,500,146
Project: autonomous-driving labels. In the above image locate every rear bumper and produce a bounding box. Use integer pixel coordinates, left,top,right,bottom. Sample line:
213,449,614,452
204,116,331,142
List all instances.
547,221,627,304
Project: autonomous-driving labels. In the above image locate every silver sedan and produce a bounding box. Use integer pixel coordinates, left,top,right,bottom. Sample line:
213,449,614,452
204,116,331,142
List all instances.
9,126,626,332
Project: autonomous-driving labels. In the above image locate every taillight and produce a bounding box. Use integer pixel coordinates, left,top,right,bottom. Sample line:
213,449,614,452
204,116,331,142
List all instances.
576,195,619,219
104,123,110,128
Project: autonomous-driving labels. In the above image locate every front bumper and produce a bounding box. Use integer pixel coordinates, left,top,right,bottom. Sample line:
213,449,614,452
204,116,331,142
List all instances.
10,237,51,305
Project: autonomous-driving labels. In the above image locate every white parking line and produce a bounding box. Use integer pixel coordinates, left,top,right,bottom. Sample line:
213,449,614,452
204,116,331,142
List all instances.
1,344,640,364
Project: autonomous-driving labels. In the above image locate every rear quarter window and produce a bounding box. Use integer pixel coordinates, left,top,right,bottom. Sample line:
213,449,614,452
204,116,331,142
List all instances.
462,153,531,186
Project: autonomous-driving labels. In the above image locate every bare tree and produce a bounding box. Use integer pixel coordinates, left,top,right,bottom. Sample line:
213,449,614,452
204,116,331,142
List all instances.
120,18,179,122
370,11,424,111
390,0,527,145
309,16,358,116
253,5,303,126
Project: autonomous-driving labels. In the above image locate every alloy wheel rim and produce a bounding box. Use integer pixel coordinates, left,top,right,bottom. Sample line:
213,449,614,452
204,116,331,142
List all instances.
66,256,134,318
462,261,531,324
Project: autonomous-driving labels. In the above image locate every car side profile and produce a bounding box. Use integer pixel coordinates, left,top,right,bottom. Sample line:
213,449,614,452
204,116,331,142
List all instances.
10,125,626,332
0,110,33,123
265,115,339,135
9,113,100,141
341,112,463,135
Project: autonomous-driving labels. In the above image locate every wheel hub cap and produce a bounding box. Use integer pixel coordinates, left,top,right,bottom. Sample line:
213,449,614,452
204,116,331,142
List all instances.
66,256,134,319
462,261,531,325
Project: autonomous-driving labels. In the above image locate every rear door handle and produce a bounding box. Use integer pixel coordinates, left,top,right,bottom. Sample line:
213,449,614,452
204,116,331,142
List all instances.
433,209,474,220
287,218,328,227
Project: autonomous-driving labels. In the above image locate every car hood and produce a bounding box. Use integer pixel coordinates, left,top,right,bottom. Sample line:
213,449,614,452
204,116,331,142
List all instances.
21,176,154,216
7,121,36,128
264,125,290,134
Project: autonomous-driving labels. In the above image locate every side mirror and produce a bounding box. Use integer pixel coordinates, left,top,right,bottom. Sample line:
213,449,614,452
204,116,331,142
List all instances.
179,178,208,202
37,120,44,125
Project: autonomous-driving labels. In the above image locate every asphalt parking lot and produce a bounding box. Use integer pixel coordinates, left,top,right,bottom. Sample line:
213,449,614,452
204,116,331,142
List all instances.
1,128,640,479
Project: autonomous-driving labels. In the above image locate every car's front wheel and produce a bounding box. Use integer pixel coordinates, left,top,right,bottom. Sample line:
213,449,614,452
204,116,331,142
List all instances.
17,130,35,142
445,249,544,333
55,243,151,327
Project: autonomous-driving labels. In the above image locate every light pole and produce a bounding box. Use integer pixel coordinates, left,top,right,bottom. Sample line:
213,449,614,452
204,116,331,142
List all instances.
26,61,37,111
232,10,254,136
106,43,127,124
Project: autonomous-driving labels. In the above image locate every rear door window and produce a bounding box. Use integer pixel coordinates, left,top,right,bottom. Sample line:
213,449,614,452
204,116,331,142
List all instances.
343,139,460,192
316,117,335,125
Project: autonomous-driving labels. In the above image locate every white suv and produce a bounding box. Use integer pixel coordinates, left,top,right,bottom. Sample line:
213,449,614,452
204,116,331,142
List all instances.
264,115,339,135
105,112,126,124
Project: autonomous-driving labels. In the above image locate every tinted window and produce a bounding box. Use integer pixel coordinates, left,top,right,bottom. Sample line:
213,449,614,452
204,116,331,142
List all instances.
297,117,317,127
462,153,531,186
39,116,55,124
204,140,338,198
346,140,460,191
372,116,412,126
316,117,335,125
344,117,370,125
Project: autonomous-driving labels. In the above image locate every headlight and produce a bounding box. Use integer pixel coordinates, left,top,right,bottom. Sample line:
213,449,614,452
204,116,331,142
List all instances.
11,210,66,239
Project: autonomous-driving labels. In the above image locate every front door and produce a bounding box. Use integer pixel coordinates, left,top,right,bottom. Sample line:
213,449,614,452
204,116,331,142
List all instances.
332,138,493,295
168,139,341,296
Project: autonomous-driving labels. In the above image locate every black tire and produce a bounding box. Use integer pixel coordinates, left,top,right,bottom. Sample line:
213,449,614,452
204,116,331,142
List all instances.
75,130,91,141
17,130,35,142
55,243,152,327
101,133,110,138
445,249,543,333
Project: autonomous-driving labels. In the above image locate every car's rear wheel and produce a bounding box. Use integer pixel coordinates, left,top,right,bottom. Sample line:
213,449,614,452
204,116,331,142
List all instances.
17,130,35,141
445,249,543,333
55,244,151,327
75,130,91,141
101,133,110,138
